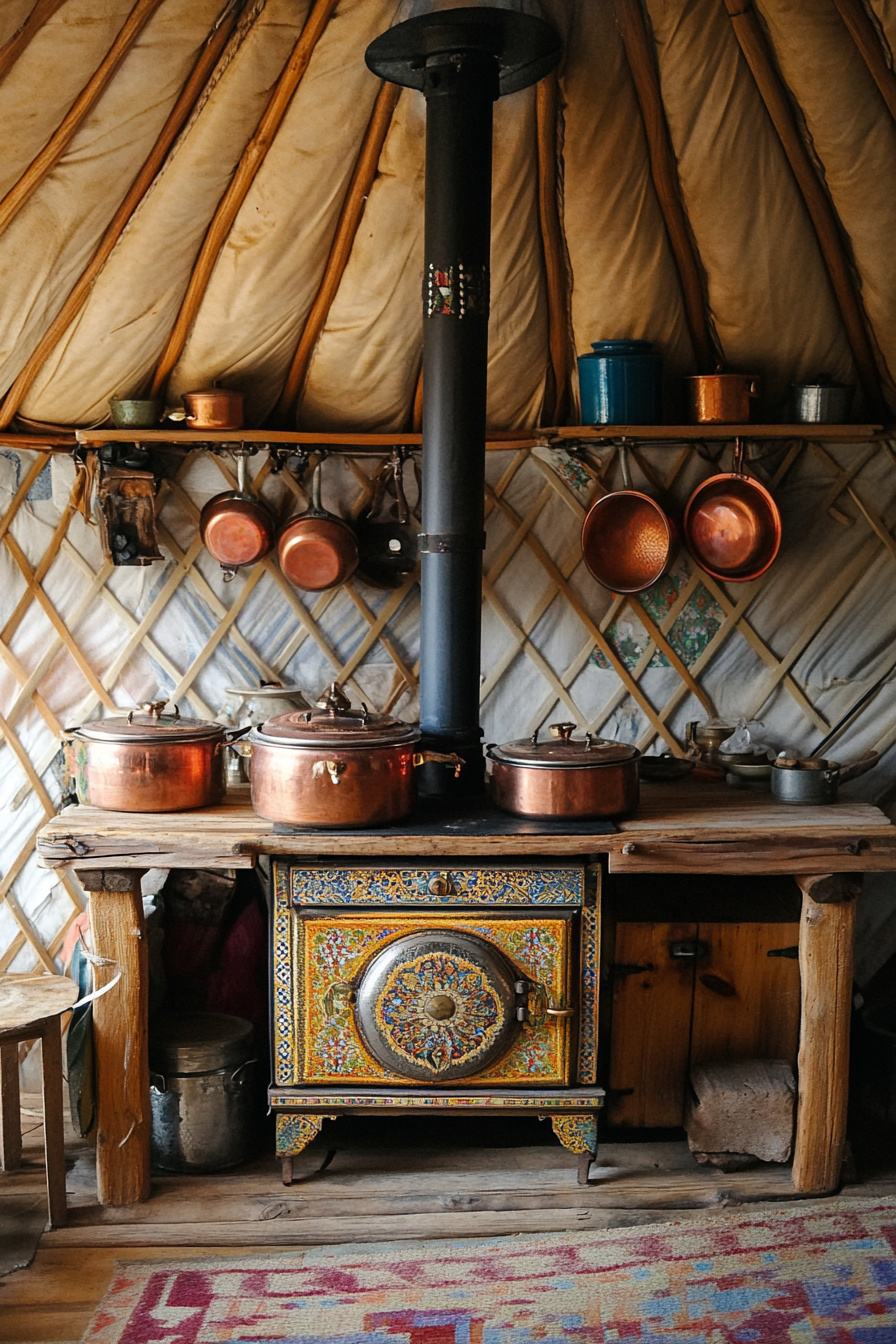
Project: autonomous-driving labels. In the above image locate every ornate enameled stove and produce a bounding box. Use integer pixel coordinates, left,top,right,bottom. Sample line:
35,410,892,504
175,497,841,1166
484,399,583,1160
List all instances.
269,862,604,1183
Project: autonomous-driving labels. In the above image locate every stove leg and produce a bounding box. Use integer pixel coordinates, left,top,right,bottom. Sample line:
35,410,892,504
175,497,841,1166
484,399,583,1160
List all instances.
275,1113,337,1182
551,1115,598,1184
281,1157,294,1187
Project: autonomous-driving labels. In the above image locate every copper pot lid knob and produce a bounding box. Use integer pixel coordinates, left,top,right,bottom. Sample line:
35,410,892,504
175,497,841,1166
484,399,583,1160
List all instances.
548,722,576,741
315,681,352,714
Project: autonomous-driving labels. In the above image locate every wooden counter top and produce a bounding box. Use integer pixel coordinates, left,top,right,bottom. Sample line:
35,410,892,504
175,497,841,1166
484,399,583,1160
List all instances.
35,781,896,874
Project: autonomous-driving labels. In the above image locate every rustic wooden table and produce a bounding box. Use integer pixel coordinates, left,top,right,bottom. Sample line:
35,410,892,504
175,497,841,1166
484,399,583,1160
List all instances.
36,781,896,1208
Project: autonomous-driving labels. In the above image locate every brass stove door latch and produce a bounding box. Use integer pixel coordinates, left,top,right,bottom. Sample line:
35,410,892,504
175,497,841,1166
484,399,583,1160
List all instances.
514,979,575,1025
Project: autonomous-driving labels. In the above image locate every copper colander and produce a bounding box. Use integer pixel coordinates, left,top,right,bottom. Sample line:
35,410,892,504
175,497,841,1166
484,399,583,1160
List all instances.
581,446,676,594
684,440,781,582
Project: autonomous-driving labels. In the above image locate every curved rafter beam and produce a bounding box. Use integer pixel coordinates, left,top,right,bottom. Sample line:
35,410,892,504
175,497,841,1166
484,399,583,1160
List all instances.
150,0,340,399
0,0,242,430
0,0,167,240
723,0,889,419
411,365,423,433
535,70,573,424
833,0,896,123
272,79,402,426
0,0,67,84
612,0,717,374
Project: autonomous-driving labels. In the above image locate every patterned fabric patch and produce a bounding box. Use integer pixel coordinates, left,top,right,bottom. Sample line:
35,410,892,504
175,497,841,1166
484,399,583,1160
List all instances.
591,560,724,672
82,1199,896,1343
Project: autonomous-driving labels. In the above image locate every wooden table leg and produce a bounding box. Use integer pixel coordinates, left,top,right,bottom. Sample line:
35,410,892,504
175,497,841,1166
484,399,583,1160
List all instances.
0,1038,22,1171
81,869,150,1206
39,1017,67,1228
791,873,860,1195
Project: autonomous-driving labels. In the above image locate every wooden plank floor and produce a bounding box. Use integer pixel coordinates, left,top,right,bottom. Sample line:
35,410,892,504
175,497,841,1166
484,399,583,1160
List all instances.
2,1103,895,1344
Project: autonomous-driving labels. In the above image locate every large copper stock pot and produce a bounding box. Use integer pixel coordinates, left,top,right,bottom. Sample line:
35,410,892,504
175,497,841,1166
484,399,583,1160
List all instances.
488,722,640,819
65,702,244,812
245,682,462,828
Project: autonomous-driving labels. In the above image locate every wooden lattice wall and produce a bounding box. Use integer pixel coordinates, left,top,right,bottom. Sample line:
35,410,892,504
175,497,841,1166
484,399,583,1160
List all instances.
2,434,896,975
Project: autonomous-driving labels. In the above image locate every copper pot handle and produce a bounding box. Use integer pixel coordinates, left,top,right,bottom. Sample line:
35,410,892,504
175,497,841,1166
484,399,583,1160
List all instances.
412,751,464,778
215,725,252,755
748,378,760,397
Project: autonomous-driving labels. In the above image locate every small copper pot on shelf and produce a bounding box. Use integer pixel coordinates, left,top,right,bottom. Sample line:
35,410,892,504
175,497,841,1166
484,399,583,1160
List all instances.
685,373,760,425
168,388,245,431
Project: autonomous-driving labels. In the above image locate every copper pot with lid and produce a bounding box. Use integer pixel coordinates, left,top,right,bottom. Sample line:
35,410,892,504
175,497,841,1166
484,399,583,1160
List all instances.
487,721,640,819
168,388,244,431
277,461,359,592
200,453,275,579
244,682,462,827
64,701,247,812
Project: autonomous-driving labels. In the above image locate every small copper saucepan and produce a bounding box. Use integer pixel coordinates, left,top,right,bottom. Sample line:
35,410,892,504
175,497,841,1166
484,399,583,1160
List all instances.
278,460,359,591
581,444,677,594
168,387,244,431
685,372,760,425
684,438,781,582
200,453,275,581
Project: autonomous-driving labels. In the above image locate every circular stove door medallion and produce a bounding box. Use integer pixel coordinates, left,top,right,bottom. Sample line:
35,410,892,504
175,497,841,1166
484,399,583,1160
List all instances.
354,931,518,1081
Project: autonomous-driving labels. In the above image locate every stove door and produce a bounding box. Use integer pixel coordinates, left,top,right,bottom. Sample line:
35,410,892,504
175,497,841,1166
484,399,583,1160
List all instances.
354,930,518,1081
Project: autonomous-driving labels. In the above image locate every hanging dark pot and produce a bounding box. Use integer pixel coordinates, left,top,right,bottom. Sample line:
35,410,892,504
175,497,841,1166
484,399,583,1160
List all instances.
355,450,418,589
277,459,359,592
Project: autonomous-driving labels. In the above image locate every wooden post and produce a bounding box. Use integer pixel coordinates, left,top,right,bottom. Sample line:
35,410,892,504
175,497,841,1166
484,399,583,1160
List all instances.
38,1018,67,1228
81,869,150,1206
791,873,858,1194
0,1039,22,1171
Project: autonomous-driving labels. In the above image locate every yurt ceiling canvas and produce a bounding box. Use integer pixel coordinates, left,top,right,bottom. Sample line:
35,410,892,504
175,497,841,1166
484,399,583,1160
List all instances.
0,0,895,429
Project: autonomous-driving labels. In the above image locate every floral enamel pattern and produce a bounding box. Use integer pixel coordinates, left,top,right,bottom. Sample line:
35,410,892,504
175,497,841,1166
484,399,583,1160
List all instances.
374,952,505,1077
287,866,584,907
299,914,572,1086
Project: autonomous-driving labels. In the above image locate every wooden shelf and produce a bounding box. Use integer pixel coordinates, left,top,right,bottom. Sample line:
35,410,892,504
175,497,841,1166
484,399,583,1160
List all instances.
552,423,887,442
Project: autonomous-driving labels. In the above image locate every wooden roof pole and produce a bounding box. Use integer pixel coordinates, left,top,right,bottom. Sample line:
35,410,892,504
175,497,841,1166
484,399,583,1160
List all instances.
150,0,339,399
722,0,888,419
0,0,67,84
272,79,401,425
832,0,896,123
612,0,717,374
0,0,167,240
536,69,573,424
0,1,242,430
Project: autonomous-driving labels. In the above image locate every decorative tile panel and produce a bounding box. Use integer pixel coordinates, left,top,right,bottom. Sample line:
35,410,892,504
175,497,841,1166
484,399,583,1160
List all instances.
283,864,584,907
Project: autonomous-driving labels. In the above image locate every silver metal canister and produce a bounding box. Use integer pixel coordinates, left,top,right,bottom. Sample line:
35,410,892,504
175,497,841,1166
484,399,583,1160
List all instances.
791,380,854,424
149,1013,256,1172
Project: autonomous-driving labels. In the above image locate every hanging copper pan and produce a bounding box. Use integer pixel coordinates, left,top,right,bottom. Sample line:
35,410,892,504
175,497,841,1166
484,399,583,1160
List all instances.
581,443,677,594
200,453,275,580
684,438,781,582
278,459,359,591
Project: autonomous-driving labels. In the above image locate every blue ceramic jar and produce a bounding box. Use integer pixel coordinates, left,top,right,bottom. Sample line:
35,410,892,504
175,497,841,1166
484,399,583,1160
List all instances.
577,339,663,425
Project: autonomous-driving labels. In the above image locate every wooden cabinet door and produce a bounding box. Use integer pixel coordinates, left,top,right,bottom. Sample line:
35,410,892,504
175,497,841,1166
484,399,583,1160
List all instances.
690,921,800,1070
607,922,697,1127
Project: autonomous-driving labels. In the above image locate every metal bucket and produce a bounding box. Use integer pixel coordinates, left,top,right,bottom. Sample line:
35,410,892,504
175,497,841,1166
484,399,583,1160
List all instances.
149,1013,256,1172
791,380,854,424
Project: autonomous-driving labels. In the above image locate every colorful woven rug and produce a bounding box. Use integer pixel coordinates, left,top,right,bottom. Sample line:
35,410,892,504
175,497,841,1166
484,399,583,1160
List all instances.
83,1198,896,1343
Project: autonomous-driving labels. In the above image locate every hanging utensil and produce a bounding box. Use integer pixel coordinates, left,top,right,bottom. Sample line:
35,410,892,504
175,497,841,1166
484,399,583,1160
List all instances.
355,449,419,589
580,442,677,594
684,437,781,582
277,458,359,592
200,452,276,580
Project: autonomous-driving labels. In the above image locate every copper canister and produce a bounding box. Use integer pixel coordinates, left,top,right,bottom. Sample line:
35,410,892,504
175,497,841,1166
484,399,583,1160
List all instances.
685,374,760,424
65,702,237,812
487,723,640,819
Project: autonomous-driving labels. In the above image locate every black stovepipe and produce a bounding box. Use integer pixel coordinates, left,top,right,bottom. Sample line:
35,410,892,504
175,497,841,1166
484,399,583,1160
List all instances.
367,8,560,798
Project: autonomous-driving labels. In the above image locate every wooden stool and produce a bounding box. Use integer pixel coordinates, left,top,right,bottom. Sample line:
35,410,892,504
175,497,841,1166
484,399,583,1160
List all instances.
0,976,79,1229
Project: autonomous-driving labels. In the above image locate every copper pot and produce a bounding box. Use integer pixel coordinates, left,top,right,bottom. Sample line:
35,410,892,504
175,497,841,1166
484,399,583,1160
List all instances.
487,722,640,819
278,461,359,591
244,683,462,827
169,388,244,431
685,373,760,425
581,444,676,594
684,438,781,582
200,454,275,579
64,701,245,812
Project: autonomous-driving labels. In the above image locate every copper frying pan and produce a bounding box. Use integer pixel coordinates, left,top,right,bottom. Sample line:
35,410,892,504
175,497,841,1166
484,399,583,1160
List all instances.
278,459,359,591
684,438,781,582
581,444,677,594
200,453,275,580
